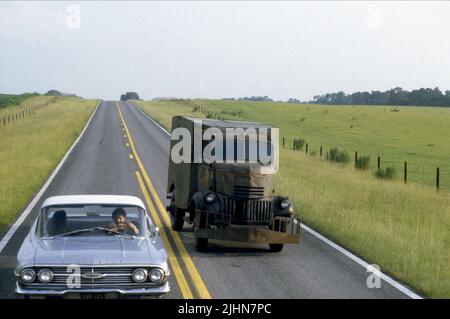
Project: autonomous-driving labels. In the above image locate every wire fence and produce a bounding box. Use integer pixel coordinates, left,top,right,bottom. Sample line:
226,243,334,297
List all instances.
171,98,449,191
0,97,57,128
284,135,450,191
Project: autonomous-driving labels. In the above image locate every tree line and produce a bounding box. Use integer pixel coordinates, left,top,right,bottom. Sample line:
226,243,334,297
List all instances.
222,96,274,102
0,93,39,109
310,87,450,107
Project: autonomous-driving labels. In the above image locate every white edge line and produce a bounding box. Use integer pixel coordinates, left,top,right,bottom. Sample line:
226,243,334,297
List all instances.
132,101,423,299
130,101,171,136
0,100,102,254
300,224,422,299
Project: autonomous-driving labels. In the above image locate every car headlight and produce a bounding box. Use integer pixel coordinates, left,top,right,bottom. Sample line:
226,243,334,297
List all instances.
132,268,148,283
149,268,164,283
204,192,216,203
280,199,291,209
20,268,36,283
37,269,53,283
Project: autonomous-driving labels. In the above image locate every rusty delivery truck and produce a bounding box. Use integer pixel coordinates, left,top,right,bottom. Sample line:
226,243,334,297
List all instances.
166,116,300,252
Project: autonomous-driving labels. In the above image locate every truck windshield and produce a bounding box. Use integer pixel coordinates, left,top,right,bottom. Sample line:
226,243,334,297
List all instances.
36,205,147,238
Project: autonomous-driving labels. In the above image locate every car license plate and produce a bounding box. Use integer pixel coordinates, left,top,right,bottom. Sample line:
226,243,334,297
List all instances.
81,293,105,299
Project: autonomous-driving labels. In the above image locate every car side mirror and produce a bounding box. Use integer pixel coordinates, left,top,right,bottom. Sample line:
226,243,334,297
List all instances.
150,227,160,238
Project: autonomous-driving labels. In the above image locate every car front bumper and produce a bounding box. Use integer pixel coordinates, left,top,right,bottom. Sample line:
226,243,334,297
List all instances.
15,281,170,297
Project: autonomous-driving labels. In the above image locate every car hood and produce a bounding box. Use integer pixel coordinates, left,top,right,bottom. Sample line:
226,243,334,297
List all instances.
33,236,167,266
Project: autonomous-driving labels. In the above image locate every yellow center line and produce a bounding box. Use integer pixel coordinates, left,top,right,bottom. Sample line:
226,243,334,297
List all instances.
135,171,193,299
116,102,211,299
139,160,212,299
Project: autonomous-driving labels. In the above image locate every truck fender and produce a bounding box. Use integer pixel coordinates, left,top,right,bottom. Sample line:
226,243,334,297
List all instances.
190,191,221,216
273,195,294,217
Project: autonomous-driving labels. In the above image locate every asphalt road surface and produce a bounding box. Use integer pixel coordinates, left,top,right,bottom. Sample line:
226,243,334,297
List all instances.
0,101,418,298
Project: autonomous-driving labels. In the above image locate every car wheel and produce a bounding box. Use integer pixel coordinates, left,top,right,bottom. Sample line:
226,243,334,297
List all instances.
195,237,208,252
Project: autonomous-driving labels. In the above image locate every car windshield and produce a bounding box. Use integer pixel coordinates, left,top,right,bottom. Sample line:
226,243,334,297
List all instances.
36,204,148,238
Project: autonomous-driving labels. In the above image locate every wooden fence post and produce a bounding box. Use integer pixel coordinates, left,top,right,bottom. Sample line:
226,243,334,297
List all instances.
282,137,285,148
436,167,440,191
377,156,380,169
355,151,358,167
404,161,408,183
305,143,308,154
320,146,322,157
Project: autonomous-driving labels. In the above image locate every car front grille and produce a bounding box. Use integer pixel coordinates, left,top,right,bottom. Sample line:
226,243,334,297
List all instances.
20,266,163,290
223,198,273,224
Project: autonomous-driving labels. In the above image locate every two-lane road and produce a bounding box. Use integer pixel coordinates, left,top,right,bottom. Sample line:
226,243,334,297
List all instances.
0,100,416,298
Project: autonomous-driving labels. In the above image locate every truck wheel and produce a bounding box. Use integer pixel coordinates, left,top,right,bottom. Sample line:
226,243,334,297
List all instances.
195,237,208,252
171,208,185,231
169,194,184,231
269,243,284,252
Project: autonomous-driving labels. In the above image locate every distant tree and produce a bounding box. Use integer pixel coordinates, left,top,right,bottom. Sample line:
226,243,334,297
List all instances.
120,92,141,101
310,87,450,107
46,90,62,96
237,96,274,102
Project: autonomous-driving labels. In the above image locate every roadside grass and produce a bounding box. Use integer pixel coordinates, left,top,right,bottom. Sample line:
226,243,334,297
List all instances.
0,95,57,120
278,150,450,299
135,100,450,298
0,97,98,233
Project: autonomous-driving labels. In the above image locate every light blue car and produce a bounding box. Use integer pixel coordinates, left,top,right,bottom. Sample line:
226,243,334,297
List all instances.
15,195,170,299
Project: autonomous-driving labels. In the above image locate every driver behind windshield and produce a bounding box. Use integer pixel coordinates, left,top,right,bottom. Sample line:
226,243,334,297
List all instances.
109,208,139,235
47,210,70,236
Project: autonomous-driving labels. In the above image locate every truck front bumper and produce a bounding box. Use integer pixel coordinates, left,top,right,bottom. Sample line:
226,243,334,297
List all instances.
194,212,301,244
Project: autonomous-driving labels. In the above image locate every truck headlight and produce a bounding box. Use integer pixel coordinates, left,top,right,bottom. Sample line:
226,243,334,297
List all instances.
149,268,164,283
37,269,53,283
132,268,148,283
204,192,216,203
20,268,36,283
280,199,291,209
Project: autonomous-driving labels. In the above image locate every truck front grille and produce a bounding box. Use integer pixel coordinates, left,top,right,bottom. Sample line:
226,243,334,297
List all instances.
223,198,272,224
233,186,264,199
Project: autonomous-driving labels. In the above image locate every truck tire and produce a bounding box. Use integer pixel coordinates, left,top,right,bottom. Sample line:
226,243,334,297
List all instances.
169,194,184,231
269,218,286,252
269,243,284,252
195,237,208,252
172,209,184,231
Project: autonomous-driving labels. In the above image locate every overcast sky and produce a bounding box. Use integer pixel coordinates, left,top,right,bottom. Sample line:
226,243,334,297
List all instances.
1,1,449,101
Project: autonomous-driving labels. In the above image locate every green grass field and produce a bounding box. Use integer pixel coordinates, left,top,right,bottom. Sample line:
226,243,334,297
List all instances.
0,95,57,122
135,99,450,298
194,100,450,189
0,96,97,233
